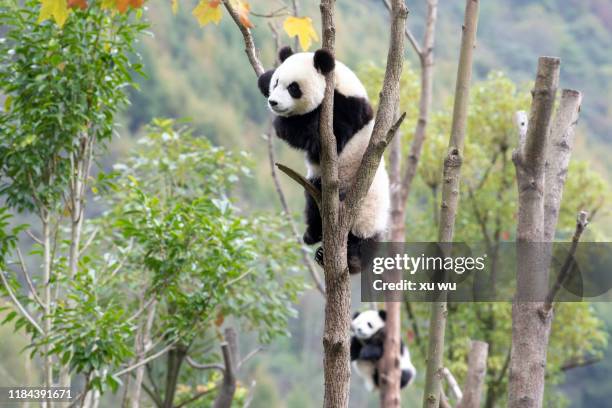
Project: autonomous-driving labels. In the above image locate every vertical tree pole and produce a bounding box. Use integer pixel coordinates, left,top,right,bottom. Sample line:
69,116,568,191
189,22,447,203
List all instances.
422,1,479,407
381,0,438,405
508,55,583,407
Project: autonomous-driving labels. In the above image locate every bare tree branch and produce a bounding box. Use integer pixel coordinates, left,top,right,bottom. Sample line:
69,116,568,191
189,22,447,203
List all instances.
399,0,438,205
457,340,489,408
442,367,463,401
543,89,583,242
114,341,177,378
185,356,225,372
542,211,588,313
275,163,322,208
423,2,479,407
15,247,43,308
0,270,44,335
508,56,561,408
221,0,264,77
213,328,238,408
381,0,422,58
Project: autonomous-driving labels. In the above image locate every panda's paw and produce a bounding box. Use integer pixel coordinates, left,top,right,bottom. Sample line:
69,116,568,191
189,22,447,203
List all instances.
315,246,324,267
303,230,320,245
339,189,347,201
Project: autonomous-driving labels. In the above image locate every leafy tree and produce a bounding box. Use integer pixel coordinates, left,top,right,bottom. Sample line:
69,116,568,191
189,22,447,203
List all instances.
0,0,146,396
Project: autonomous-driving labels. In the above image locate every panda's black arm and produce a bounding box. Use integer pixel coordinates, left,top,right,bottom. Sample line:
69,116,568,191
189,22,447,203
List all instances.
359,344,384,361
350,337,362,361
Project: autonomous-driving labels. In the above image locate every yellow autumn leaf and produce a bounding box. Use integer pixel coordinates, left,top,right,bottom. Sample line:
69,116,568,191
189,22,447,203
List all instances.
38,0,70,28
171,0,178,14
192,0,223,27
283,16,319,51
230,0,253,28
100,0,116,10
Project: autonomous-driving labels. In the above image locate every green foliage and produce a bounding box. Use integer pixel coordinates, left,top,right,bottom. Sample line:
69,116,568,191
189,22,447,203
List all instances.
0,0,146,211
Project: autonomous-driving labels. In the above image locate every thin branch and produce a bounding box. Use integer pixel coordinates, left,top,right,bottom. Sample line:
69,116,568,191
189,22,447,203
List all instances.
0,270,43,334
221,0,264,77
15,247,43,308
381,0,422,58
185,355,225,372
238,346,262,369
80,227,99,254
423,1,479,407
442,367,463,401
542,211,588,313
175,386,218,408
275,163,322,208
114,341,177,377
127,296,157,323
561,355,602,371
266,132,325,296
25,230,43,245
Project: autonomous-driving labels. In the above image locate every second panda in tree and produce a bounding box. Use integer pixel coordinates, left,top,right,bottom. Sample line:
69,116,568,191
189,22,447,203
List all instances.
351,310,416,391
257,46,390,273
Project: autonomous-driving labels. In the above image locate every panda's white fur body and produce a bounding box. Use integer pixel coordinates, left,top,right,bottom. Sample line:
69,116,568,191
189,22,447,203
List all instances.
257,47,390,272
350,310,416,391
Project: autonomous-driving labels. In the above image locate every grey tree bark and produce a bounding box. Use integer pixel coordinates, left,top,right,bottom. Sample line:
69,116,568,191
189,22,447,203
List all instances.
380,1,438,403
422,1,479,407
457,341,489,408
508,57,584,408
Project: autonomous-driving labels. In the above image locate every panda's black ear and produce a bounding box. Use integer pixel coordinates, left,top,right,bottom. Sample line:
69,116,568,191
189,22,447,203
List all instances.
314,48,335,75
352,311,361,319
257,69,275,97
378,310,387,321
278,46,294,63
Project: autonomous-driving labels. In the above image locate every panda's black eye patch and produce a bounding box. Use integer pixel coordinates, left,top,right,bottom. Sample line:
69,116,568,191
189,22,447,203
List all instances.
287,81,302,98
367,322,373,329
274,78,279,88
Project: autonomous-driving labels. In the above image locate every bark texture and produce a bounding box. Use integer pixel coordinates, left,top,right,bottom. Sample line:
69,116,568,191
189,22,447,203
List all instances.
507,57,560,408
457,341,489,408
212,328,238,408
422,1,479,407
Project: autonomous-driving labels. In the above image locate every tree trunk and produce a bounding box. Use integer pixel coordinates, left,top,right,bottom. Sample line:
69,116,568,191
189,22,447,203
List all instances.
508,58,584,408
213,328,238,408
422,1,479,407
507,57,559,408
457,341,489,408
163,344,187,408
130,300,157,408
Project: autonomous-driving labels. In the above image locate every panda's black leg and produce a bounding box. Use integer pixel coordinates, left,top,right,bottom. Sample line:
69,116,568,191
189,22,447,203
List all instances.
400,369,412,389
303,177,322,245
347,233,364,275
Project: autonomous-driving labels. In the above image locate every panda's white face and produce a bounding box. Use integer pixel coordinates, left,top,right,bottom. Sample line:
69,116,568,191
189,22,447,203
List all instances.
267,53,326,117
351,310,386,340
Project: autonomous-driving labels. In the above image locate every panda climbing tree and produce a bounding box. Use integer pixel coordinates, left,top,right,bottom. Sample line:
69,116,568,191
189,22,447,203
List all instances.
218,0,412,406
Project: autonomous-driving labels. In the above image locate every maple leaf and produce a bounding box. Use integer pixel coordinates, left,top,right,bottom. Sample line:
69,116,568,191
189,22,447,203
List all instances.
100,0,116,9
230,0,253,29
116,0,144,14
38,0,70,28
192,0,223,27
67,0,87,10
171,0,178,15
283,16,319,51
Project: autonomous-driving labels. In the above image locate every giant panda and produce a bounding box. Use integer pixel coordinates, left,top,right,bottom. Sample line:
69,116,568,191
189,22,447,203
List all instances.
350,309,416,391
257,46,390,273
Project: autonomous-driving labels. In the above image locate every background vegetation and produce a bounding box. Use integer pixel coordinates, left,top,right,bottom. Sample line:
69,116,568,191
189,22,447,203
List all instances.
1,0,611,407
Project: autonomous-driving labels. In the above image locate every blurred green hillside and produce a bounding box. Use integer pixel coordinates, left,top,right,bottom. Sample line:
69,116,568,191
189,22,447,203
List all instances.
126,0,612,187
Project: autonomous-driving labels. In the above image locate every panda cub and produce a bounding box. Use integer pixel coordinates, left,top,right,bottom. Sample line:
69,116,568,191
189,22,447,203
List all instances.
257,46,390,274
351,310,416,391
